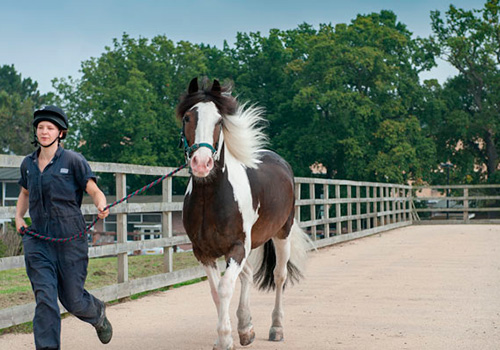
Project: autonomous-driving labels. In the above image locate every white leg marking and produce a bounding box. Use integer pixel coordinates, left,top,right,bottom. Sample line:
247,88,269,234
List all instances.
203,264,221,310
237,262,254,340
215,258,245,350
269,237,291,341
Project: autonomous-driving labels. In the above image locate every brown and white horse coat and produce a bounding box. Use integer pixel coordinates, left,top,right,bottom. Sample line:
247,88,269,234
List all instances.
178,78,310,350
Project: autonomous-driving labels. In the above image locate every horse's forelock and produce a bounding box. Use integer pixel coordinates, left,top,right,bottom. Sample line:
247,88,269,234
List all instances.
177,81,237,120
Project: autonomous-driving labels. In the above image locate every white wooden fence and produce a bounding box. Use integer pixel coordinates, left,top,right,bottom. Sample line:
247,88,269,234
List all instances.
1,155,498,329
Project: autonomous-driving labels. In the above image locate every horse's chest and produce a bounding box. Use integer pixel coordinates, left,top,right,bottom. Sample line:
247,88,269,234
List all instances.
183,187,249,259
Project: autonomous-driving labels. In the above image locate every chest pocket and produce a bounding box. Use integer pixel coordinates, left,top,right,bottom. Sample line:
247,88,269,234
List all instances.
49,172,79,203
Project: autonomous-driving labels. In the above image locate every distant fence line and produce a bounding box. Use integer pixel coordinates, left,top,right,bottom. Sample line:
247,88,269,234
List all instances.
0,154,499,329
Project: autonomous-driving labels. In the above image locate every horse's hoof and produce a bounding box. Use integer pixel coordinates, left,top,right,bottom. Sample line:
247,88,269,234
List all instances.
239,326,256,346
213,343,235,350
269,326,284,342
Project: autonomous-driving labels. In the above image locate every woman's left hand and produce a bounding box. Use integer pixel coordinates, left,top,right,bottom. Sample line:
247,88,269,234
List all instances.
97,205,109,219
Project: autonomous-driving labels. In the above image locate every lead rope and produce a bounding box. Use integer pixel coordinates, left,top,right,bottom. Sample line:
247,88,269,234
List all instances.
19,163,188,243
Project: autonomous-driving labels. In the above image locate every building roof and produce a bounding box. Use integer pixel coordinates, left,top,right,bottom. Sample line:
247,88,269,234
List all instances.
0,168,20,181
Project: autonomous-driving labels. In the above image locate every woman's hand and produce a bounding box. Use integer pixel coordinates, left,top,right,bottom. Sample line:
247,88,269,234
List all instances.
15,187,29,234
97,205,109,220
15,217,28,234
86,179,110,220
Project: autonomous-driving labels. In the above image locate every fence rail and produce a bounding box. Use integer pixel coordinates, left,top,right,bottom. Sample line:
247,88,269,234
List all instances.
411,184,500,224
0,155,498,329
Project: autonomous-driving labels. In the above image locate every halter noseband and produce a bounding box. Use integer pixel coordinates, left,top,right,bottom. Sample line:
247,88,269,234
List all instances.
180,129,219,160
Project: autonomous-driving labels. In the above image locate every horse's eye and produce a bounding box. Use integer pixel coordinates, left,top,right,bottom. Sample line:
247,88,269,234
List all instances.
184,116,190,123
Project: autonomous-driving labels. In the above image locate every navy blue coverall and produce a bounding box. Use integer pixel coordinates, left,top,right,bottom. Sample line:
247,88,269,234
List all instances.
19,146,104,350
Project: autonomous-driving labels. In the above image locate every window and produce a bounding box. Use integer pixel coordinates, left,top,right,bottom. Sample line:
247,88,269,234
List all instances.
5,183,19,197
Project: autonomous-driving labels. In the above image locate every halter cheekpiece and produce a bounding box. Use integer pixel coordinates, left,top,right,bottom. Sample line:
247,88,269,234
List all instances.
180,130,218,159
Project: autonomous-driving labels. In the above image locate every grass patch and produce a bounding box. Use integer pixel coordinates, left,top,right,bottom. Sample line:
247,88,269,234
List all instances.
0,251,203,334
0,321,33,336
0,251,200,310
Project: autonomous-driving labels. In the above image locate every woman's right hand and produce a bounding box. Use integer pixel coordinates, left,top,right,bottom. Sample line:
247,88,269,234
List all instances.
15,217,28,234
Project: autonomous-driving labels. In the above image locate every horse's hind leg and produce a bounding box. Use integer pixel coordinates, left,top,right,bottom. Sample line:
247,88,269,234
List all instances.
269,236,291,342
237,262,255,346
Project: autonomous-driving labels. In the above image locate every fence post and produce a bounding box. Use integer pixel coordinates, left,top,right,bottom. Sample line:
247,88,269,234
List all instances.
336,184,341,235
162,177,173,273
116,173,128,284
463,188,469,222
324,184,330,238
356,186,361,231
347,185,353,233
309,183,317,240
366,186,371,229
382,187,387,226
391,187,396,224
396,187,401,223
402,188,408,222
392,187,397,223
295,182,301,223
406,187,411,222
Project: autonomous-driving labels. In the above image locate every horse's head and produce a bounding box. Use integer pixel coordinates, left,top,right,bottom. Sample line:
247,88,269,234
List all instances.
177,78,237,178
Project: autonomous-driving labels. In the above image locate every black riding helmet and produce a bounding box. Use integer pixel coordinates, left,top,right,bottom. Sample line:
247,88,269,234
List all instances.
33,105,69,140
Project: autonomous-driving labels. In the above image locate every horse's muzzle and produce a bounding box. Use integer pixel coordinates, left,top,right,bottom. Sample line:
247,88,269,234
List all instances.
190,149,214,177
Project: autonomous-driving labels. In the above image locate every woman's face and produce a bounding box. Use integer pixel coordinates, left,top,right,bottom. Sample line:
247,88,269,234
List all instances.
36,121,62,146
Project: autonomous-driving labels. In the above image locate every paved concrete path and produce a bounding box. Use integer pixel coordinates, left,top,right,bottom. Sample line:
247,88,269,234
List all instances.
1,225,499,349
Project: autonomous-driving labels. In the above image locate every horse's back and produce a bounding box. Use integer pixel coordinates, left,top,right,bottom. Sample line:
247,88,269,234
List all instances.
249,150,294,194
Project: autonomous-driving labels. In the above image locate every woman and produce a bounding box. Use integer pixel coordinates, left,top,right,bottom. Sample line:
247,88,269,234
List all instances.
15,105,112,349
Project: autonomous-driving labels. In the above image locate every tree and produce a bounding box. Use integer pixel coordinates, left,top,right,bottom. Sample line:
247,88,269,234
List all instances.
429,0,500,182
0,65,53,155
52,15,440,185
272,11,436,181
54,34,210,168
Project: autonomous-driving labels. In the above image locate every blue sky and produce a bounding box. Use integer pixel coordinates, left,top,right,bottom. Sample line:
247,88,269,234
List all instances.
1,0,486,94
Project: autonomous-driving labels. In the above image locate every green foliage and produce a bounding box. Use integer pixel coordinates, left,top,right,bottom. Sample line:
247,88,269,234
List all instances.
3,4,496,186
0,65,54,155
370,117,435,183
427,0,500,182
51,14,437,184
268,11,437,181
54,34,198,168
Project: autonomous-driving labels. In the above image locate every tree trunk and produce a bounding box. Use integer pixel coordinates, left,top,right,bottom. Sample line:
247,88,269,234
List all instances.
484,129,499,179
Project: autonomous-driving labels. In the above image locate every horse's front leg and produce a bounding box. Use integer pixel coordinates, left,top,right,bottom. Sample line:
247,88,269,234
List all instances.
237,261,255,346
269,237,291,342
213,252,245,350
203,262,221,311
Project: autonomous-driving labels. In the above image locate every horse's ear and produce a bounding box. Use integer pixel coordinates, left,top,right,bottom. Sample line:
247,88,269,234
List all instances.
211,79,221,96
188,78,198,94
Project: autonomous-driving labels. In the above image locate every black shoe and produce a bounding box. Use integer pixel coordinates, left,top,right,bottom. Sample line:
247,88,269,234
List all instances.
95,302,113,344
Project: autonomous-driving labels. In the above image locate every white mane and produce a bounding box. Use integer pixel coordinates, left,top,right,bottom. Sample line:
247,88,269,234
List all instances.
222,103,268,168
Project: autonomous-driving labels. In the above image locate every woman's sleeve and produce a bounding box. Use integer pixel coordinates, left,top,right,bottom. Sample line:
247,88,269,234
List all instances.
74,153,97,191
18,158,28,190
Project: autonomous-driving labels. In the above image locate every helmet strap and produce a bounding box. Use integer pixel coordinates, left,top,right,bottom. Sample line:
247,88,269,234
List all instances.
32,127,60,148
39,137,60,148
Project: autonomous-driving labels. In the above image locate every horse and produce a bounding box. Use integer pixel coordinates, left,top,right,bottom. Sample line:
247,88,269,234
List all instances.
178,77,311,350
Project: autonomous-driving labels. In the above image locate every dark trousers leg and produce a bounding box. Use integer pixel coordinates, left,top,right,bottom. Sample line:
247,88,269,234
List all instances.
23,236,61,350
56,237,102,326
